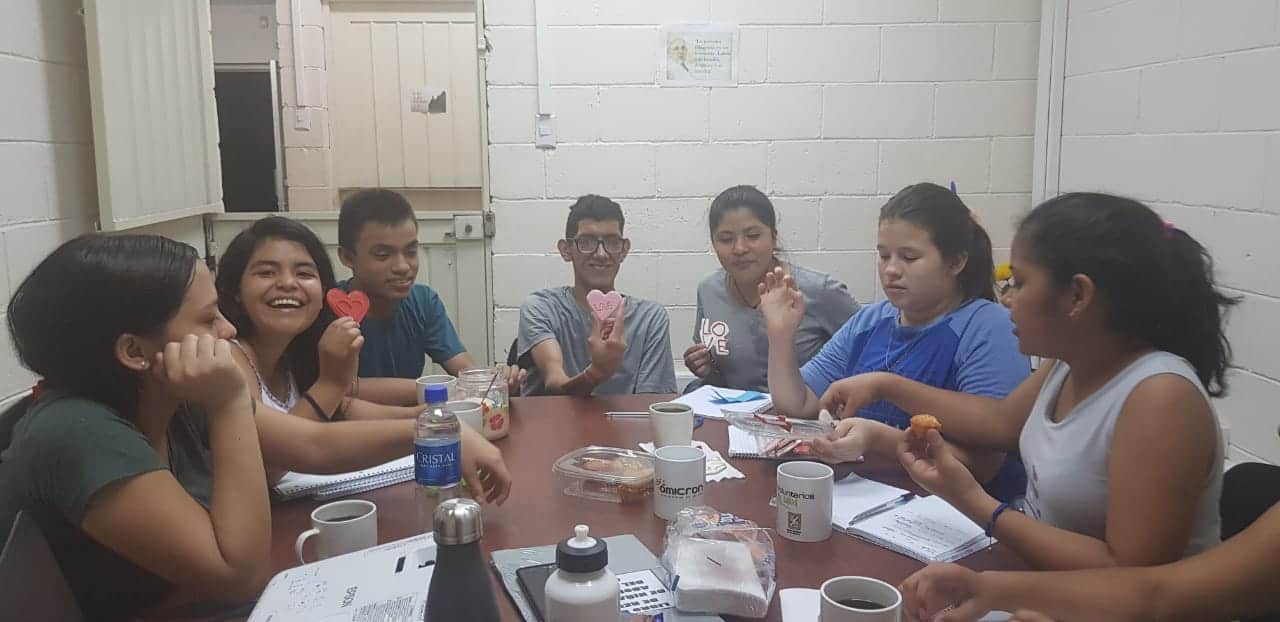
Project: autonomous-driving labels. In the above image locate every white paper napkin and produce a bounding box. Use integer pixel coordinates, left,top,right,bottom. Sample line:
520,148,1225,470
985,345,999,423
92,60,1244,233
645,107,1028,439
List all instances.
780,587,1012,622
638,441,746,481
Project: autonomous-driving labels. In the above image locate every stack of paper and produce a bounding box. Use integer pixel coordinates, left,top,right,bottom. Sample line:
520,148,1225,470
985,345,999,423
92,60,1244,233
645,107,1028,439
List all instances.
273,455,414,501
672,385,772,420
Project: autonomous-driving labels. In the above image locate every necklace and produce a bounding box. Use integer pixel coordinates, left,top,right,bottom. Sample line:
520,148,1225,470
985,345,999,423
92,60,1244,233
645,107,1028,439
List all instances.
232,340,295,410
731,259,780,310
732,277,759,309
883,316,924,374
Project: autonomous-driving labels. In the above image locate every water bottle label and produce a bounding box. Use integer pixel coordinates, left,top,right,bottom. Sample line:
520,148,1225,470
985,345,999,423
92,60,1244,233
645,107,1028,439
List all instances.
415,439,461,486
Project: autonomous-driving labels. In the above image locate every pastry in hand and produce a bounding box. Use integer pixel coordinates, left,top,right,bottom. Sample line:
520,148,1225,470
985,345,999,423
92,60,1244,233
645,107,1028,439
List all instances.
908,414,941,439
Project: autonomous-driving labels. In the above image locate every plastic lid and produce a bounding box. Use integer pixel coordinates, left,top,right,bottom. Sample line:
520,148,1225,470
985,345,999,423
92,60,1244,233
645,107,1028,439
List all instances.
555,524,608,573
423,384,449,404
552,446,655,486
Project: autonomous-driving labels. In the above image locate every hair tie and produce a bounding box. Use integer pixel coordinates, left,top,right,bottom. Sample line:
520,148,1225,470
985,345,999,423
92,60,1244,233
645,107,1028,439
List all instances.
1164,221,1176,239
31,379,46,400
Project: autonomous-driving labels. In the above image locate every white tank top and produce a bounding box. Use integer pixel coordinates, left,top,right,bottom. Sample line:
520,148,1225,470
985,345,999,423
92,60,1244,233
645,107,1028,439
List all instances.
1020,351,1223,557
232,340,298,412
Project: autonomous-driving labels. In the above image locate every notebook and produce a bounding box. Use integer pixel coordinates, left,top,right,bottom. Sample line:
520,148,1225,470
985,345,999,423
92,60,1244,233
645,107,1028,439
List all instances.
672,385,773,420
273,455,415,501
837,492,995,564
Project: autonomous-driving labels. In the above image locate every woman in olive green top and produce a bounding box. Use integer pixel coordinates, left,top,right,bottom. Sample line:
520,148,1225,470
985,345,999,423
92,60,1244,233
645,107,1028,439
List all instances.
0,235,270,620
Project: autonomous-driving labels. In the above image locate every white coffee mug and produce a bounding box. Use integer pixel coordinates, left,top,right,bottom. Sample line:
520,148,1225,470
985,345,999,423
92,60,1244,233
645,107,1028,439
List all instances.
820,576,902,622
416,375,458,404
649,402,694,448
776,461,835,542
295,499,378,564
447,399,483,433
653,445,706,520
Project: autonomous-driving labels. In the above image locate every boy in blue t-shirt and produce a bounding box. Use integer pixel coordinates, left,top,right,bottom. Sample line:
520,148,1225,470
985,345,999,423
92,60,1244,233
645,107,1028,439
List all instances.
337,189,524,403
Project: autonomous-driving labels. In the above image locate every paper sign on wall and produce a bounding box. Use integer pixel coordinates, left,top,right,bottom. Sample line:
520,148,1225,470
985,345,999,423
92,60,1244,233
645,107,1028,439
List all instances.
410,86,447,113
659,24,739,87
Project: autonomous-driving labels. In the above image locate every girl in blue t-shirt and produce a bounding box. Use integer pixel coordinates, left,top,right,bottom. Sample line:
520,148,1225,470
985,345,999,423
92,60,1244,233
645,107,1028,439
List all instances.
763,182,1030,501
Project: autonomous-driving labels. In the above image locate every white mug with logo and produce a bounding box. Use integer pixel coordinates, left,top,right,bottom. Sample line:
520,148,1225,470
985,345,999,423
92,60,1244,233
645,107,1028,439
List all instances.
653,445,706,520
649,402,694,447
295,499,378,563
776,461,834,542
819,576,902,622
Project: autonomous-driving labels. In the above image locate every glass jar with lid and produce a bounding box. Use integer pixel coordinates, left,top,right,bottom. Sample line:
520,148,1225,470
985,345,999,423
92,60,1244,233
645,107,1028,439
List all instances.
457,367,509,440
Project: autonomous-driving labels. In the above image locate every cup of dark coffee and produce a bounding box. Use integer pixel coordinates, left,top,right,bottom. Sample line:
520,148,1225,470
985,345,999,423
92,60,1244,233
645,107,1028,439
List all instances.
295,499,378,563
819,576,901,621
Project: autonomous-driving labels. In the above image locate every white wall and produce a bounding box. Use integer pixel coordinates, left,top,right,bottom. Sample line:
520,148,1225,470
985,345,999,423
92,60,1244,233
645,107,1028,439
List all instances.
0,0,205,406
211,1,278,64
1055,0,1280,463
483,0,1043,369
276,0,336,211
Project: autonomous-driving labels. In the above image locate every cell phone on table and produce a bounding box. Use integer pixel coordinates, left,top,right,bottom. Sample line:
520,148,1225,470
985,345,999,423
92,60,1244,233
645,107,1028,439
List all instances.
515,562,558,622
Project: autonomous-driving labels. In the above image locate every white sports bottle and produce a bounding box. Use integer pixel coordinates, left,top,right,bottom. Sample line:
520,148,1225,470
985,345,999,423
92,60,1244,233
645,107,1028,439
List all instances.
544,525,619,622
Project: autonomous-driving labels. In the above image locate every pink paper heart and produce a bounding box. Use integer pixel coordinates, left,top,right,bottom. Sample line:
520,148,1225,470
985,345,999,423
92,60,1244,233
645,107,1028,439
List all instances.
586,289,623,322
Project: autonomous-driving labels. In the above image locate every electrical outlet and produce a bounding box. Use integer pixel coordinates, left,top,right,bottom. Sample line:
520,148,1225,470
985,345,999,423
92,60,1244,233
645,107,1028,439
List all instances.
534,114,557,149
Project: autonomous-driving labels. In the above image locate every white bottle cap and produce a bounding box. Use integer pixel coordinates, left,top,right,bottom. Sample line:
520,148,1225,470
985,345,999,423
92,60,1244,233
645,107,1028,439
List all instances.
567,524,595,548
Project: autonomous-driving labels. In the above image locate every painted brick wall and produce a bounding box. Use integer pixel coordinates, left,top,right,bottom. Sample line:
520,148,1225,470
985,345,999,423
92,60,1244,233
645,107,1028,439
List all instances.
0,0,206,405
275,0,336,211
1056,0,1280,463
483,0,1042,375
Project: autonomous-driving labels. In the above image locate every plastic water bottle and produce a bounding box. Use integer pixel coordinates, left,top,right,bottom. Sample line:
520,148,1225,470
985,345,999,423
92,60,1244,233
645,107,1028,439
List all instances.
416,384,461,533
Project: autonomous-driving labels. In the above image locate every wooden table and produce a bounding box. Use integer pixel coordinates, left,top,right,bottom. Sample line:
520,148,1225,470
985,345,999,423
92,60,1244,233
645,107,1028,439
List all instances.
266,395,1025,621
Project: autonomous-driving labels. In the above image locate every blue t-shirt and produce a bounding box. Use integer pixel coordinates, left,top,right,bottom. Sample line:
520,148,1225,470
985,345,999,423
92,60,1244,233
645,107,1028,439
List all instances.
801,298,1031,501
340,281,467,379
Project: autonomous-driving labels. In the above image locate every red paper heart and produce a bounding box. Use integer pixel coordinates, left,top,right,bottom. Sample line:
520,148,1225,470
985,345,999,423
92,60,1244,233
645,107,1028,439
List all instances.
326,289,371,323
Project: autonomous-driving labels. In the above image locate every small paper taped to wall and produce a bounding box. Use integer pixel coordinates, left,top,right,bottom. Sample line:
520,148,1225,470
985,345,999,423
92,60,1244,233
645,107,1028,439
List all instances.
410,86,447,113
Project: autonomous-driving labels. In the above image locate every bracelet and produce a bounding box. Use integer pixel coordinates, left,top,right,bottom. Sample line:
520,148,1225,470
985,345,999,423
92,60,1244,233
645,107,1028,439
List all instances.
986,501,1015,538
301,391,333,421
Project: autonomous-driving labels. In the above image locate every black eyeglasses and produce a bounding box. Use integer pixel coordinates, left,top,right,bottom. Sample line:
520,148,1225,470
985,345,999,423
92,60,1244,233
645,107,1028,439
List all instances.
567,236,626,255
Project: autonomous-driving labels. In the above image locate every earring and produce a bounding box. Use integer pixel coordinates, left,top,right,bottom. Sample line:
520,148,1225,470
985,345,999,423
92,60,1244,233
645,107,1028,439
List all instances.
140,361,150,370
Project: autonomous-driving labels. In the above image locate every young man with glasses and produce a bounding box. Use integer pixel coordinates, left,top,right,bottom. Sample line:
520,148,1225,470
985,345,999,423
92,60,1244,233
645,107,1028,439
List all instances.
516,195,677,396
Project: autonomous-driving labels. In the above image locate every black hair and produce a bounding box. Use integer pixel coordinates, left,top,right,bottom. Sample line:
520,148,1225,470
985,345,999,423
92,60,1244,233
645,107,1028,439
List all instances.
216,216,338,390
338,188,416,251
880,183,996,303
1017,193,1239,396
565,194,624,239
7,234,199,418
708,185,778,236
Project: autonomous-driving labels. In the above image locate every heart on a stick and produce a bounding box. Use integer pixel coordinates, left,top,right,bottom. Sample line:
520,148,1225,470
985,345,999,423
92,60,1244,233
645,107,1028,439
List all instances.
586,289,624,322
326,289,371,323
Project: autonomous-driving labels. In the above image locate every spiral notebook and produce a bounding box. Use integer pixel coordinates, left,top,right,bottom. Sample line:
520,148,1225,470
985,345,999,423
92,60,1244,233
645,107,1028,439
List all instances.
273,455,414,501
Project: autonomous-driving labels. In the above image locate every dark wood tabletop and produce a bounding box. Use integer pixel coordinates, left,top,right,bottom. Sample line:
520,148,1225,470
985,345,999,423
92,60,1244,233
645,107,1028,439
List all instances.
262,394,1026,621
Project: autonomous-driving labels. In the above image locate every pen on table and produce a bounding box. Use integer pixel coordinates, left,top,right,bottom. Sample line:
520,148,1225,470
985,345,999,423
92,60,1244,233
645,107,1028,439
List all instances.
846,492,915,525
606,412,705,429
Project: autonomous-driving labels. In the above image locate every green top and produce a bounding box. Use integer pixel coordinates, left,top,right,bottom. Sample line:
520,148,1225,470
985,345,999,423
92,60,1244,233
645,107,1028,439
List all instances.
0,394,214,621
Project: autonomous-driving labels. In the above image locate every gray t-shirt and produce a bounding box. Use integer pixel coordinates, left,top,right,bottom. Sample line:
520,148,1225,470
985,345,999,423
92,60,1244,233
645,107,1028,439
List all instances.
518,286,677,396
692,264,858,392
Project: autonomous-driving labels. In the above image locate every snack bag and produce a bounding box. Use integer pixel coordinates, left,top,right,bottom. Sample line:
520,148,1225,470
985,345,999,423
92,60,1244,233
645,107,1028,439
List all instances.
661,506,776,618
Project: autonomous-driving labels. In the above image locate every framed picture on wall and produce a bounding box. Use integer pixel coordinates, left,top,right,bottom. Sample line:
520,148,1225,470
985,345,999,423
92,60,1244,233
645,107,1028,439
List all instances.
658,24,739,87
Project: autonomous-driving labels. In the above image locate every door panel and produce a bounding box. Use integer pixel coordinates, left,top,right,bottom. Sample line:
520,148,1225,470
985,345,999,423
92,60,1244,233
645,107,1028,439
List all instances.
330,4,482,189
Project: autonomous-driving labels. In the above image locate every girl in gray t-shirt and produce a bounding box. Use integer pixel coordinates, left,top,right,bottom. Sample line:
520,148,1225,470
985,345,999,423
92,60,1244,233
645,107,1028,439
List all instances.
684,186,858,392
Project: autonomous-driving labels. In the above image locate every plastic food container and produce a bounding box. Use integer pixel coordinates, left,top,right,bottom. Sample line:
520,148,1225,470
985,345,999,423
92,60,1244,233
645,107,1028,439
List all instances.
552,446,655,504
